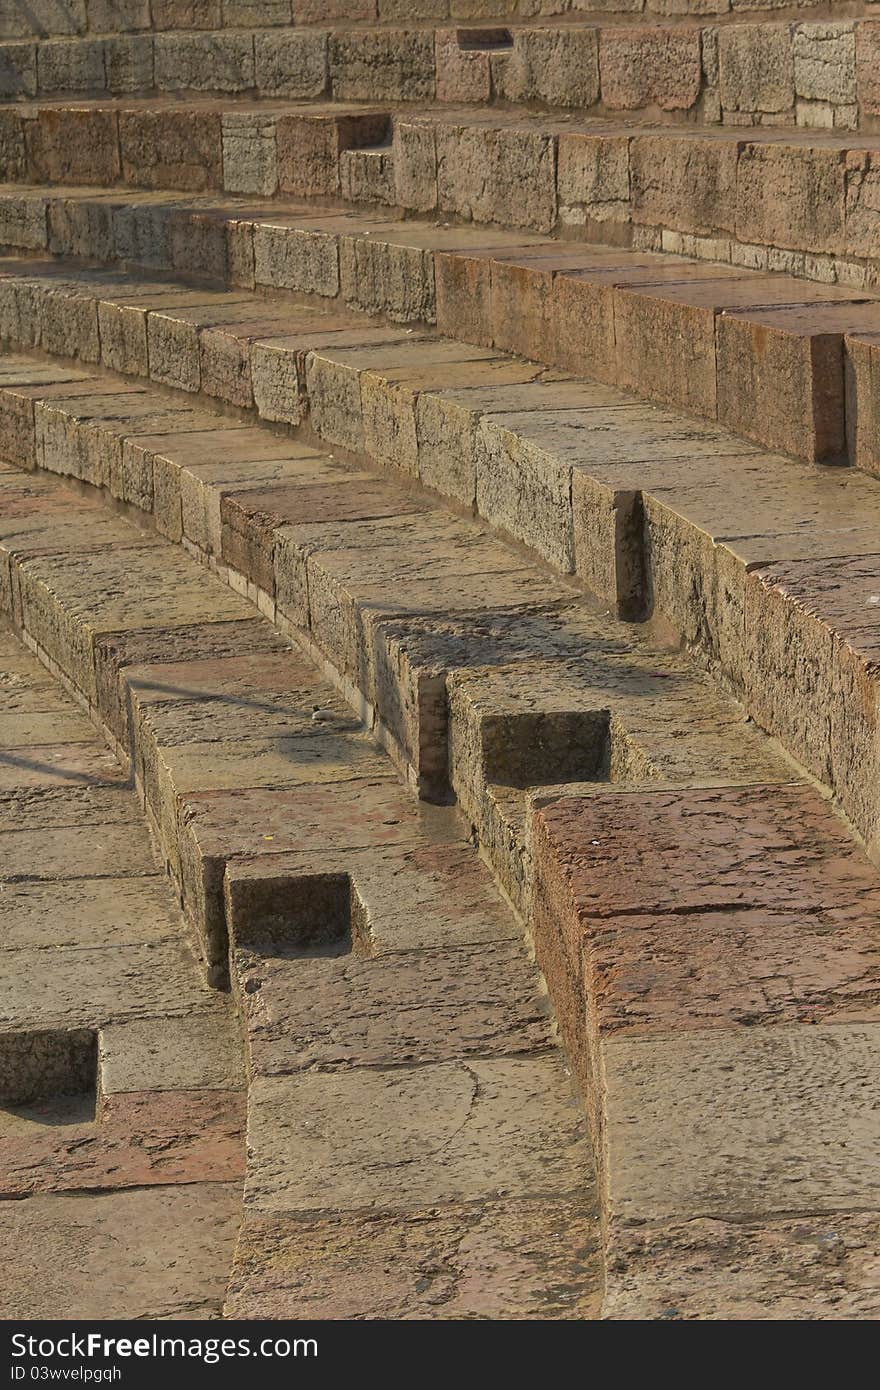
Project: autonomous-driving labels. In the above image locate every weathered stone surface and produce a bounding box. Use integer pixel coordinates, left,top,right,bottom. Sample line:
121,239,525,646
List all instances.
600,27,702,111
735,141,847,253
493,28,599,109
631,135,739,237
605,1210,880,1320
236,940,552,1073
246,1055,589,1214
0,875,178,949
0,1088,244,1194
604,1023,880,1220
254,29,327,98
717,299,880,462
329,30,435,101
100,1011,245,1093
119,109,223,192
718,23,794,115
0,1184,242,1320
154,32,255,93
228,1199,602,1319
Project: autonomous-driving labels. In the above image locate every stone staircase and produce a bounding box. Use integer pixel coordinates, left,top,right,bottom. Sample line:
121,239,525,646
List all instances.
2,0,880,1322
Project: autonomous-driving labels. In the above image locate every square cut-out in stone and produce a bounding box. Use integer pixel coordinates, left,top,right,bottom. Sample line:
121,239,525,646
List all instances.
226,871,372,958
0,1028,98,1111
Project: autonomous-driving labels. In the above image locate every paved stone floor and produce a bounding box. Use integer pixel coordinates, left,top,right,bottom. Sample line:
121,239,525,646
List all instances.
0,618,244,1319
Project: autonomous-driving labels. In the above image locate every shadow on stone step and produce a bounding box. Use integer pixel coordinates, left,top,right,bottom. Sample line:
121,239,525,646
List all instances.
0,1027,98,1127
225,870,372,962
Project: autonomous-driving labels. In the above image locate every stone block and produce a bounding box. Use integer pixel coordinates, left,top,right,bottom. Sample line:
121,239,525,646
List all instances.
37,38,105,93
120,109,223,191
717,300,880,462
253,222,339,297
718,22,794,115
556,131,631,238
222,112,278,196
103,35,154,94
736,141,847,254
0,45,37,99
631,133,740,237
793,22,856,107
25,108,120,184
436,123,556,233
392,119,437,212
492,28,599,109
855,19,880,117
329,29,435,101
599,27,702,111
254,29,327,97
153,33,255,92
435,30,490,104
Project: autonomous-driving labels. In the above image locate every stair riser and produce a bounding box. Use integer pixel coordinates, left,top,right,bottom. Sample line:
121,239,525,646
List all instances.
4,201,879,477
2,103,879,290
5,353,880,878
2,18,880,132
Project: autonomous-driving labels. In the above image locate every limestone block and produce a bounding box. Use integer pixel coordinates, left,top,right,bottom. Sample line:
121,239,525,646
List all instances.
856,20,880,117
25,108,120,184
735,141,847,254
254,29,327,97
718,23,794,115
37,37,105,93
436,123,556,233
253,222,339,297
556,132,630,236
120,109,223,191
599,26,702,111
793,22,856,107
103,35,153,93
631,134,740,237
222,112,278,196
392,119,437,212
435,30,490,104
492,28,599,109
329,29,435,101
151,0,220,22
154,32,255,92
223,0,293,23
86,0,150,29
0,45,37,99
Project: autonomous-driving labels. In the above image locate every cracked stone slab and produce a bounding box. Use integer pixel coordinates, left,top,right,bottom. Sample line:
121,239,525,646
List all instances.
100,1011,246,1094
236,941,554,1074
227,1197,602,1320
604,1022,880,1222
246,1054,590,1215
604,1209,880,1321
0,1184,242,1320
0,1089,245,1195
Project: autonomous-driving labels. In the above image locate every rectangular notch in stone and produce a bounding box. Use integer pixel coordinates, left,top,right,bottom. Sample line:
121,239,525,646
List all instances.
0,1027,98,1112
481,709,614,790
225,872,371,958
457,29,513,51
481,709,655,789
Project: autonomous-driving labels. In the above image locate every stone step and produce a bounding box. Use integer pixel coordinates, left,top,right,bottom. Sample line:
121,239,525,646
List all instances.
0,618,243,1317
6,1,874,44
1,100,877,293
2,13,879,134
4,190,880,469
4,262,880,863
5,356,880,1315
0,438,603,1319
